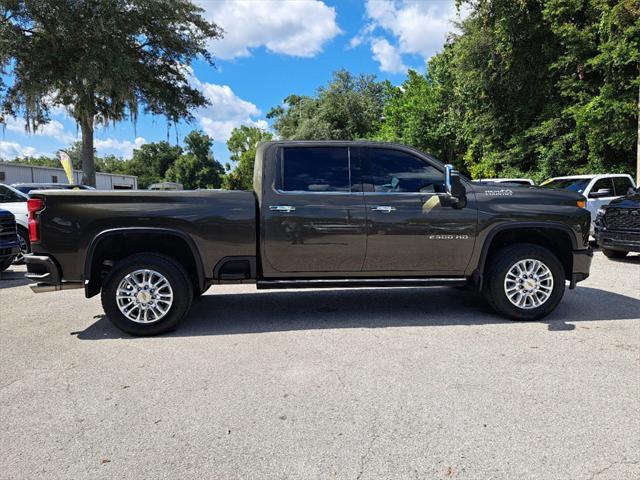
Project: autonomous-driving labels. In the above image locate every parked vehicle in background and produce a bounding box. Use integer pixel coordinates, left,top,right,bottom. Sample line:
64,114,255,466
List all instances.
0,209,20,271
540,174,636,234
25,141,593,336
0,184,29,263
594,188,640,258
475,178,535,186
11,183,95,194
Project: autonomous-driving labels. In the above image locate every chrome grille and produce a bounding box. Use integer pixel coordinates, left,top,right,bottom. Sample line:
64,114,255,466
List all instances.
604,208,640,231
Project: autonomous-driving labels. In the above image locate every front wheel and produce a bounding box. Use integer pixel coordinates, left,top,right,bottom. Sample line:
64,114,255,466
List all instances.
484,244,566,321
602,248,628,259
101,254,193,336
13,228,30,264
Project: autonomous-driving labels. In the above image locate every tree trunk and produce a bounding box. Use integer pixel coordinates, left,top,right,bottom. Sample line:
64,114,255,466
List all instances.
80,115,96,187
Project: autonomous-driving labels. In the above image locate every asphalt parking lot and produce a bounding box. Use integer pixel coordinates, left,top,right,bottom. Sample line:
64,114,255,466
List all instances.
1,251,639,480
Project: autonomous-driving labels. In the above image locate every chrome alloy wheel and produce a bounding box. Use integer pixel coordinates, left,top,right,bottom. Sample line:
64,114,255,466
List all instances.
504,259,554,310
116,269,174,324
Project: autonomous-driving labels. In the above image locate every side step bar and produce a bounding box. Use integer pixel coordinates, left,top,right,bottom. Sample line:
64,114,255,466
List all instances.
257,278,467,290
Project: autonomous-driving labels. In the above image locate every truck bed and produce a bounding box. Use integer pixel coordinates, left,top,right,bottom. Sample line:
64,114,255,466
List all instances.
31,189,257,283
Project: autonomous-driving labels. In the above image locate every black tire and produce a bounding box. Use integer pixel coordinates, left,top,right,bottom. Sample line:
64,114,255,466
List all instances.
13,227,30,264
602,248,628,259
101,254,193,336
484,243,565,321
0,258,12,272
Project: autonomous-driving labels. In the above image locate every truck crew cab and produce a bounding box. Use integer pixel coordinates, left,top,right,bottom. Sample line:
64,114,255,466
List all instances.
25,141,593,335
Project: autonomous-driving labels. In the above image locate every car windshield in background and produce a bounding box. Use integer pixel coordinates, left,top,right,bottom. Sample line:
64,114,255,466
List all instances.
541,178,590,194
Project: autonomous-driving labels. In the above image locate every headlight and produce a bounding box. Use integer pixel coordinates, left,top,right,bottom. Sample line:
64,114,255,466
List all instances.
597,207,606,216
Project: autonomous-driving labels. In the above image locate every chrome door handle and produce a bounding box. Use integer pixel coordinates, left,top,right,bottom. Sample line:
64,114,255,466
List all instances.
371,205,396,213
269,205,296,213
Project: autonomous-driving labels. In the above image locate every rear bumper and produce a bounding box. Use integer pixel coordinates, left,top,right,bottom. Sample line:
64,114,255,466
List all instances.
24,255,82,292
570,248,593,288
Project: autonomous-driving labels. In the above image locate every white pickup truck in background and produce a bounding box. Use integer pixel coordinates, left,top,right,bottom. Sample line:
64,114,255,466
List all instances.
541,174,636,234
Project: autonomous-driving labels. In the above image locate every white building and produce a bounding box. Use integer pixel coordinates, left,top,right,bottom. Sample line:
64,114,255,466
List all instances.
0,162,137,189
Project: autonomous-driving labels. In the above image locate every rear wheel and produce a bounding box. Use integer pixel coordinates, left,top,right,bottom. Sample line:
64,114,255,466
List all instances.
101,254,193,336
602,248,628,259
484,244,565,321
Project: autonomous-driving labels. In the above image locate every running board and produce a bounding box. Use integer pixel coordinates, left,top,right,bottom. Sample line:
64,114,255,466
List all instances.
257,278,467,290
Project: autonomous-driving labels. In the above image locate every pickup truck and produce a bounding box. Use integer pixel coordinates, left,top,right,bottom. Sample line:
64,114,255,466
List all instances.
25,141,593,335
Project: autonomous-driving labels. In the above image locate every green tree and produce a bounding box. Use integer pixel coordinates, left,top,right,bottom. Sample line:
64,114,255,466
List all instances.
420,0,639,180
267,70,389,140
376,70,447,162
119,141,183,188
165,130,224,189
1,0,221,186
223,125,273,190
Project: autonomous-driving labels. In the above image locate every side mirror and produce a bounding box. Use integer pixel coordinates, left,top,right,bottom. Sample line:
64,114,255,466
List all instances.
590,188,612,198
444,164,466,208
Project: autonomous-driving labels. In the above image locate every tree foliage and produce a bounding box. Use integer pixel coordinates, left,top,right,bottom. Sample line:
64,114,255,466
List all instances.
380,0,639,180
223,125,273,190
0,0,221,185
165,130,224,189
267,70,389,140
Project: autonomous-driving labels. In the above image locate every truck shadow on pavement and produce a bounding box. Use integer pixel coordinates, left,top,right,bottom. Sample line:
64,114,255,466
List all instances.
75,285,640,340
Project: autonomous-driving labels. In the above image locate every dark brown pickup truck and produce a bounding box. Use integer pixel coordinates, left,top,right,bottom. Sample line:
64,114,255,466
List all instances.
25,141,592,335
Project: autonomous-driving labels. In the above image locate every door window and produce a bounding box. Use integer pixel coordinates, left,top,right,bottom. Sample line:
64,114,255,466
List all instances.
367,148,444,193
589,178,614,198
613,177,633,196
280,147,352,192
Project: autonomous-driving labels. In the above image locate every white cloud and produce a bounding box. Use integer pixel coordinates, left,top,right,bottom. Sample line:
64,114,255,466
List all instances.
371,37,407,73
197,0,341,59
94,137,146,159
0,140,38,159
193,80,268,142
4,117,76,143
354,0,466,72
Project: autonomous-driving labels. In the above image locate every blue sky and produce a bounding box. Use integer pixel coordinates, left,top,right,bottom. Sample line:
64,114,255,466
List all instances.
1,0,465,164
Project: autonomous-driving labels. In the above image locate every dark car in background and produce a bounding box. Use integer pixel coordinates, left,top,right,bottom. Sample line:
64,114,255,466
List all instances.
0,208,20,271
595,188,640,258
11,183,95,195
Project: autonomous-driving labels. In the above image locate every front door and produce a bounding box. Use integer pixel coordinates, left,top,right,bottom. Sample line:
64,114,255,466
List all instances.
361,147,477,274
262,146,367,274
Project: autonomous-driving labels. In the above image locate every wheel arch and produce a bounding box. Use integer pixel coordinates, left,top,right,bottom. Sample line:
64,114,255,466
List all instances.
84,227,205,298
473,222,578,290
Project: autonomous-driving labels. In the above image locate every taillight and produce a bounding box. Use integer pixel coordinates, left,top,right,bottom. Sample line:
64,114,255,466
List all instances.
27,197,45,242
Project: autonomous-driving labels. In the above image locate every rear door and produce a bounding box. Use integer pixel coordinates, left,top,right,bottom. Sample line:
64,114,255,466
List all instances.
361,147,476,274
261,146,367,273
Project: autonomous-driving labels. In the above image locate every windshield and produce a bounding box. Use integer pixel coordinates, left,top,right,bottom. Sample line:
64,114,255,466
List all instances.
0,184,28,202
540,178,590,194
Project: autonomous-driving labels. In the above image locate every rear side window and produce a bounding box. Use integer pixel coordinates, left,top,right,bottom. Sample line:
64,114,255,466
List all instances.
589,178,614,198
281,147,351,192
613,177,633,196
367,148,444,193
